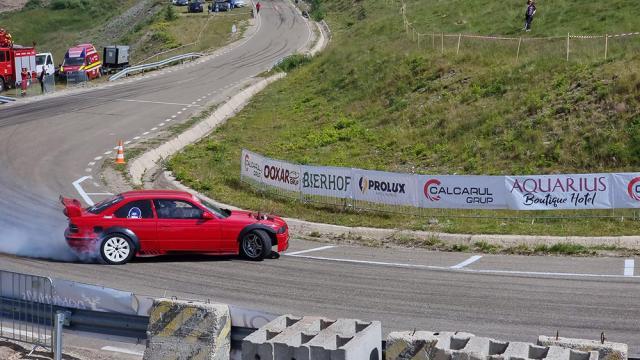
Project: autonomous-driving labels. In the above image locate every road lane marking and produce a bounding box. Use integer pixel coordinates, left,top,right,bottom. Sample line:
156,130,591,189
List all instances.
101,346,144,356
133,136,140,140
171,115,177,118
451,255,482,269
88,97,197,106
286,245,336,256
93,156,102,160
158,123,165,127
85,168,92,172
124,140,131,145
88,161,96,166
181,108,187,111
287,254,640,279
143,132,150,135
72,176,94,206
177,111,182,114
151,127,158,131
86,192,114,196
104,150,112,155
625,259,635,276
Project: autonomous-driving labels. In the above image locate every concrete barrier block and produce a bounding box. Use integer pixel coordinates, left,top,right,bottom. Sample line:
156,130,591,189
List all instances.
306,318,381,360
143,298,230,360
538,336,628,360
242,314,302,360
386,331,438,360
242,315,380,360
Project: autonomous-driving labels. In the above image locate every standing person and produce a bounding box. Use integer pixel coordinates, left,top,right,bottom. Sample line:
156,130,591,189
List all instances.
20,67,28,96
255,1,261,14
524,0,537,32
38,69,46,94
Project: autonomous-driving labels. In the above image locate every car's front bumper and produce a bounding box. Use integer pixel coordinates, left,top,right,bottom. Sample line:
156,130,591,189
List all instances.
276,231,289,252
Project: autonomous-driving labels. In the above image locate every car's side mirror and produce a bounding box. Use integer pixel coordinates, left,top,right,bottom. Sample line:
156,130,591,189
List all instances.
202,212,215,220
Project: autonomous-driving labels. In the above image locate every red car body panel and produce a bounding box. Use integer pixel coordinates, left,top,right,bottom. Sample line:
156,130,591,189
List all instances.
62,190,289,258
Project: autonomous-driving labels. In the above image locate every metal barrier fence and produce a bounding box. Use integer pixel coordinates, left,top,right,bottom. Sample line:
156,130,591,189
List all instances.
66,71,89,87
0,270,54,351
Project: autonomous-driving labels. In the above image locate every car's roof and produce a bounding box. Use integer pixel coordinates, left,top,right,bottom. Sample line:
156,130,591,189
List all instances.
119,190,194,199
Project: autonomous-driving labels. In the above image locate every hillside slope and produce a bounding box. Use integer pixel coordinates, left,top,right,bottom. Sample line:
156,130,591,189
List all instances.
168,0,640,235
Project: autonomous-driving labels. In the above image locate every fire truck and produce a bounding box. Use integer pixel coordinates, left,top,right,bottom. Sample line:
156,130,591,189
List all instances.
0,28,37,93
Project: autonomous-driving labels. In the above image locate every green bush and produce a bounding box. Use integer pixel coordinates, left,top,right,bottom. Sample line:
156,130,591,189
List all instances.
165,4,177,21
274,54,311,72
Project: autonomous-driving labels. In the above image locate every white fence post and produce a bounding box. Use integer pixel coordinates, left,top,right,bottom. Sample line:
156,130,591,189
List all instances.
566,32,570,61
516,37,522,63
456,33,462,55
605,34,609,60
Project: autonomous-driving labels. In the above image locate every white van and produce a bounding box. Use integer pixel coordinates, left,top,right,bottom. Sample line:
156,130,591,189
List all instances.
35,52,55,75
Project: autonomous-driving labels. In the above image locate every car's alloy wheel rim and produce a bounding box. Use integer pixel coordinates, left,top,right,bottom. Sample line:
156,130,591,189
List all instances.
104,237,130,263
243,234,262,258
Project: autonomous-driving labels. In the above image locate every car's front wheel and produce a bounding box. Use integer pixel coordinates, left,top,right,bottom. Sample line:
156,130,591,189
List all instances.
240,230,271,261
100,234,134,265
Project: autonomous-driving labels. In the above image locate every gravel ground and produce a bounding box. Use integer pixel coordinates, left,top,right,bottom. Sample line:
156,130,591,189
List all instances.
0,0,27,13
0,340,134,360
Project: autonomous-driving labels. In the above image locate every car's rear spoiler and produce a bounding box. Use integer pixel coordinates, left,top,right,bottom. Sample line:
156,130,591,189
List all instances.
60,196,83,218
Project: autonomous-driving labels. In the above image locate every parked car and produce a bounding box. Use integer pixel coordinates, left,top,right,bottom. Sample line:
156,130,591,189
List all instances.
233,0,247,7
212,0,231,11
174,0,188,6
62,190,289,265
36,52,55,76
188,0,203,12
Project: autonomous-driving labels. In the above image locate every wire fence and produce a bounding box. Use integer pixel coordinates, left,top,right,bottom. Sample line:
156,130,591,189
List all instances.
392,0,640,64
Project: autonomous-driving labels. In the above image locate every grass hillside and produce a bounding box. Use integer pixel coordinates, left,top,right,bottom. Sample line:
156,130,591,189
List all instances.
0,0,250,66
168,0,640,235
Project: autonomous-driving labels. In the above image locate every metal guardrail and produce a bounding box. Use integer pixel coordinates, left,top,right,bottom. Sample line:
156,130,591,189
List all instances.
0,95,17,104
109,52,203,81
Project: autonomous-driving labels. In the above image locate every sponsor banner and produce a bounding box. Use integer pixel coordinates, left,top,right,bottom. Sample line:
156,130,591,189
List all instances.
505,174,612,210
611,173,640,208
301,165,353,198
261,157,301,192
352,169,417,206
241,149,264,184
418,175,507,209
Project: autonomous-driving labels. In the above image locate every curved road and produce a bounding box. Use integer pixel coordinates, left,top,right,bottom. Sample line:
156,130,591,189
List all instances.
0,0,639,353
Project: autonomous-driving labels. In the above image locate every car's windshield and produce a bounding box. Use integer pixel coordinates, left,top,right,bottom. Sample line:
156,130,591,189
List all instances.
63,57,84,66
198,198,231,218
36,55,45,66
86,195,124,214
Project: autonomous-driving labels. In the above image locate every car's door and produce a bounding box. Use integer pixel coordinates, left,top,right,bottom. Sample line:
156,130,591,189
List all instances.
111,199,157,251
153,199,221,252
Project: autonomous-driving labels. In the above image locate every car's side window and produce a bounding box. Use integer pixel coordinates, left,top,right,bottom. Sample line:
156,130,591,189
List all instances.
114,200,154,219
154,199,203,219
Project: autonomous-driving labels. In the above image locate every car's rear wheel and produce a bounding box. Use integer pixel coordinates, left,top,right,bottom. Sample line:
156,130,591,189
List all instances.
240,230,271,261
100,234,134,265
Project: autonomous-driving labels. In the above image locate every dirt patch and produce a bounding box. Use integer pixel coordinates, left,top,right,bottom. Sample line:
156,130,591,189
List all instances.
0,0,27,13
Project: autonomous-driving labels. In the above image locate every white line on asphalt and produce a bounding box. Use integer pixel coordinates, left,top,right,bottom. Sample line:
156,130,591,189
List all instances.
2,326,51,340
104,151,112,155
101,346,144,356
177,111,182,114
94,156,102,160
133,136,140,140
191,101,197,104
287,254,640,279
171,115,177,118
286,245,336,256
72,176,94,206
151,127,158,131
88,161,95,166
143,132,150,135
88,97,197,106
181,108,187,111
85,168,92,172
625,259,635,276
158,123,164,127
124,140,131,145
451,255,483,269
86,192,114,196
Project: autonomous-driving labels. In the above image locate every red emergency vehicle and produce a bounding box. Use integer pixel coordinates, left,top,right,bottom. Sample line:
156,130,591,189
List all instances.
59,44,102,80
0,29,37,92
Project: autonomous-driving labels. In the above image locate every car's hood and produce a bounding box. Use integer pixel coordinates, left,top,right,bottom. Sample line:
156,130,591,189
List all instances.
227,210,286,227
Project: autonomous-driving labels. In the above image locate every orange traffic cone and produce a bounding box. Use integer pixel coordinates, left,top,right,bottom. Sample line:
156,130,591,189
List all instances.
115,140,126,164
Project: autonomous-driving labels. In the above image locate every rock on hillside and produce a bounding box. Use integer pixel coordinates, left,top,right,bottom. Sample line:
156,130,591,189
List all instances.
0,0,27,12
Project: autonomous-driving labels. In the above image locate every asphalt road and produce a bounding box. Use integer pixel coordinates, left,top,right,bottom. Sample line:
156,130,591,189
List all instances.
0,0,639,354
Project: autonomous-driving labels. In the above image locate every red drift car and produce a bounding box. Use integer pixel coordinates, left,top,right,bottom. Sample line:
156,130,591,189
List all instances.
61,190,289,265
